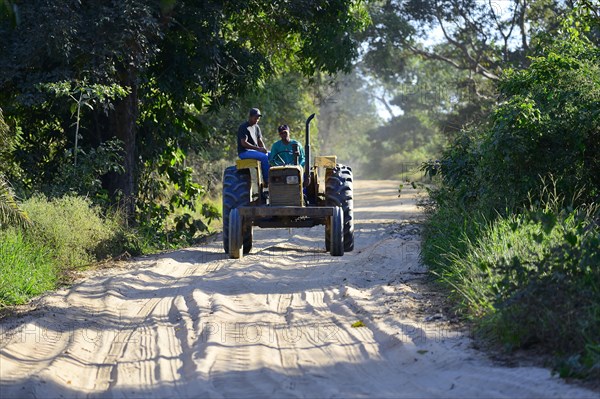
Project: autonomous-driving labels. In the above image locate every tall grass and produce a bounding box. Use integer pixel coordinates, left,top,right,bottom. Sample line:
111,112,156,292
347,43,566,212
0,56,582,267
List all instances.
423,194,600,378
421,189,488,275
0,192,220,308
0,229,56,306
0,194,134,307
21,195,114,268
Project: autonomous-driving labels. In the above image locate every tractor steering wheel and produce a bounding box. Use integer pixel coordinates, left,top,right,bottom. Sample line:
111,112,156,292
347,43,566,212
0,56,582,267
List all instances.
269,150,294,166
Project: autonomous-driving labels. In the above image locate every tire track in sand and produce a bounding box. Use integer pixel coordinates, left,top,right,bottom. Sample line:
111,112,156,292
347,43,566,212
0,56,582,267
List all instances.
0,181,597,399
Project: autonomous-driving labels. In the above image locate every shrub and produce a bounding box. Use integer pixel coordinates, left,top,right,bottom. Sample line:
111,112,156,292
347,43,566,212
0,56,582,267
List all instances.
47,139,124,203
21,195,113,268
423,14,600,379
430,201,600,378
486,208,600,377
437,21,600,214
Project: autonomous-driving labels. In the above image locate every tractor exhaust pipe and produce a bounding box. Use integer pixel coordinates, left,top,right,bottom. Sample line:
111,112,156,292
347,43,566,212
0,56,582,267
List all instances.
305,113,315,182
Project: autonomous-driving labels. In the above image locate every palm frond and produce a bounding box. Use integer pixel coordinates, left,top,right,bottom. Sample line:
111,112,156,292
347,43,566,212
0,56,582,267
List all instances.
0,176,31,228
0,107,9,149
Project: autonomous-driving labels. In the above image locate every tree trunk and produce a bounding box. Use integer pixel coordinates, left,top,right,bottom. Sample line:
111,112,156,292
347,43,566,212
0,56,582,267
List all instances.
106,72,138,223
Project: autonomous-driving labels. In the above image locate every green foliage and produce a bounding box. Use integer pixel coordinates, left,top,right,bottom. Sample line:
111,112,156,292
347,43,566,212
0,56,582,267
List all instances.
358,55,477,178
488,207,599,353
0,107,8,146
20,195,115,268
430,201,600,378
41,81,130,105
0,107,19,177
0,85,124,202
136,145,220,248
423,12,600,379
421,188,489,277
360,0,567,83
437,18,600,213
0,228,56,306
0,0,370,244
1,108,32,229
478,45,600,209
354,0,570,179
48,139,124,202
40,81,129,166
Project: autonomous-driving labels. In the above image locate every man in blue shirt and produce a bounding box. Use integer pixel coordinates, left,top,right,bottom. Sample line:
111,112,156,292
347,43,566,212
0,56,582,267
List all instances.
269,124,305,167
238,107,270,180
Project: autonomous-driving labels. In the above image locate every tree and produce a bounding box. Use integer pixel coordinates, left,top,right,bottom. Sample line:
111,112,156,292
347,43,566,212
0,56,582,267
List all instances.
338,0,571,178
361,0,569,92
354,0,571,144
0,0,369,219
438,11,600,211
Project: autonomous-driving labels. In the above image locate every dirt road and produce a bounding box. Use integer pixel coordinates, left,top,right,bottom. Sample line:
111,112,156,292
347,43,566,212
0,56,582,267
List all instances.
0,180,595,398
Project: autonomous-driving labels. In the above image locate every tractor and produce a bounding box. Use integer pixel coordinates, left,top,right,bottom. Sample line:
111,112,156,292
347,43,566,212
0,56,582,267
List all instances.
222,114,354,258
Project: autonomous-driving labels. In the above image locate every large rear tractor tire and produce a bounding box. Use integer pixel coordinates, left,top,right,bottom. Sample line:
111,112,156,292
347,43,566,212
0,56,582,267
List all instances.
325,165,354,252
222,166,253,254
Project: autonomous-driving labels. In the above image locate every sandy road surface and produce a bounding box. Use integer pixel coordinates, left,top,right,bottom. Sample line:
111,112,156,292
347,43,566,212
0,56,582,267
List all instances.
0,180,596,398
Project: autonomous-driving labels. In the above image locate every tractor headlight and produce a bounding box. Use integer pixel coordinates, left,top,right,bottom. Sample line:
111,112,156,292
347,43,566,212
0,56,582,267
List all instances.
286,176,299,185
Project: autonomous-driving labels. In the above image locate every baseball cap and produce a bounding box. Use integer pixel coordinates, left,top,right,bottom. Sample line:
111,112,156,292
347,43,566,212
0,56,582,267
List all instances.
249,108,262,117
278,124,289,133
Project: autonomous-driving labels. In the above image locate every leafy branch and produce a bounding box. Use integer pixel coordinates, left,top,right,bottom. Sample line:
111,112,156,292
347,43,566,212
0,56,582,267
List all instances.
40,81,130,166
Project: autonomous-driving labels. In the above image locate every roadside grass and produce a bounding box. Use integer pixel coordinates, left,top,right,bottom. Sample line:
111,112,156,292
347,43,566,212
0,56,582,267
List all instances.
0,192,223,308
422,197,600,379
0,228,56,306
421,190,488,275
0,195,133,308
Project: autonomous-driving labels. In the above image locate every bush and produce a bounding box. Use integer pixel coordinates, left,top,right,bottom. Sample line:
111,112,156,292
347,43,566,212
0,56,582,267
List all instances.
47,139,124,203
135,148,220,249
487,207,600,378
437,23,600,214
426,198,600,378
21,195,114,268
421,188,488,276
0,228,56,306
422,15,600,379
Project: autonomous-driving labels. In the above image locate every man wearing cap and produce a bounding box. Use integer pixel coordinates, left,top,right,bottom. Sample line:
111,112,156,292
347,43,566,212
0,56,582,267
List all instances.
269,124,305,167
238,107,270,180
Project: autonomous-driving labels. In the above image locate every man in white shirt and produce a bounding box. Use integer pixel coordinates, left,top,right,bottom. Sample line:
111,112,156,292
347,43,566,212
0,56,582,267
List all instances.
237,107,270,180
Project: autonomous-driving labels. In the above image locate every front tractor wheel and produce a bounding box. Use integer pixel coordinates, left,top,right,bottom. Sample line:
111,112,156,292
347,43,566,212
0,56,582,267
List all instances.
229,208,243,259
330,206,344,256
